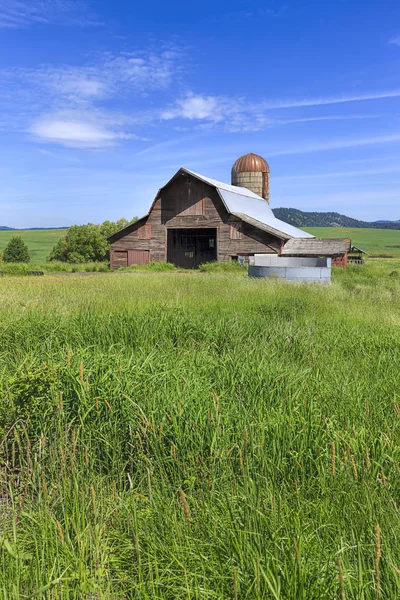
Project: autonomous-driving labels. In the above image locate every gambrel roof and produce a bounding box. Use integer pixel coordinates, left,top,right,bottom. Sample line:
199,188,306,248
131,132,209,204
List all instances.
108,167,314,243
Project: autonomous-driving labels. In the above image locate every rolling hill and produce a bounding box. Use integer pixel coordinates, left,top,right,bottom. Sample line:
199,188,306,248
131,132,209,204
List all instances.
272,208,400,230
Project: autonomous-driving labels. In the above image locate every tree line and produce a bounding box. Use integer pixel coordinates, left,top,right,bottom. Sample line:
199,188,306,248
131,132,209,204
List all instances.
272,208,400,229
0,218,137,264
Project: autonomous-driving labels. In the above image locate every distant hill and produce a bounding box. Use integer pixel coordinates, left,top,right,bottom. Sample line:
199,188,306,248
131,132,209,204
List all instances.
272,208,400,230
0,226,68,231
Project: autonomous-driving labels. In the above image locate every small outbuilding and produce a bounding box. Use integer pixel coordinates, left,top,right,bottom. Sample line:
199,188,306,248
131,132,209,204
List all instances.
280,238,352,267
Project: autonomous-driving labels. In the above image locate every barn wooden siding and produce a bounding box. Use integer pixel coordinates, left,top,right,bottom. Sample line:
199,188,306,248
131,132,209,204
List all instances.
110,174,281,267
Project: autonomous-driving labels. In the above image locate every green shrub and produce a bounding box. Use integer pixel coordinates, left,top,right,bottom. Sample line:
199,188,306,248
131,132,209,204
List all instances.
3,236,30,263
0,263,29,276
48,218,137,263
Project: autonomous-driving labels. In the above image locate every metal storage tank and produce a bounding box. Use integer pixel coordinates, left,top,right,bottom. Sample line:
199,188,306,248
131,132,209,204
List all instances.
249,255,332,284
231,152,270,203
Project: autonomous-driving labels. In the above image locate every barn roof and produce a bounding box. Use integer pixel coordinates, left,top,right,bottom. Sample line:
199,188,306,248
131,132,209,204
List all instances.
181,168,313,240
108,167,314,242
281,238,352,257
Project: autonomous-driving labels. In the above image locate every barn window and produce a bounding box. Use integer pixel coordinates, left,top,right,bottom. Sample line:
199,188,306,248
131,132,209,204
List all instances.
229,222,243,240
137,224,151,240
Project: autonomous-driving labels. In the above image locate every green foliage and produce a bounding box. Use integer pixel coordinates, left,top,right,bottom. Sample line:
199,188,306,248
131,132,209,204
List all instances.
0,229,66,262
48,218,137,263
0,261,400,597
274,207,400,229
3,236,30,263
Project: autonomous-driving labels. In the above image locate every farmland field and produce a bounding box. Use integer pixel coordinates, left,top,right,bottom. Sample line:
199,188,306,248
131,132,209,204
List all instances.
1,227,400,266
304,227,400,256
0,229,66,262
1,262,400,598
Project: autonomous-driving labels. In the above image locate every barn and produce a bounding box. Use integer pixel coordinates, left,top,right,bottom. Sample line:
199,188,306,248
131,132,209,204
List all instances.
108,153,323,269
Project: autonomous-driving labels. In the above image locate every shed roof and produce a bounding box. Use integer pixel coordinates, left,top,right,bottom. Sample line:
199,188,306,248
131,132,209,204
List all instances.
281,238,352,257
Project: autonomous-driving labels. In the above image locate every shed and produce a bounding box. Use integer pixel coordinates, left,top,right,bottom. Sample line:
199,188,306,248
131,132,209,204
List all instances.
281,238,352,268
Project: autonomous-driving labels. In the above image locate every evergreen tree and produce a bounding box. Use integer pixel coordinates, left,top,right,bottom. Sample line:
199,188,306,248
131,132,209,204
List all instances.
3,236,30,263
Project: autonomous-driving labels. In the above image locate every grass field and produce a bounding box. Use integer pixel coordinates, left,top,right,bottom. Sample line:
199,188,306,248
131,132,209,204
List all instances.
1,227,400,264
0,229,66,262
1,262,400,598
305,227,400,256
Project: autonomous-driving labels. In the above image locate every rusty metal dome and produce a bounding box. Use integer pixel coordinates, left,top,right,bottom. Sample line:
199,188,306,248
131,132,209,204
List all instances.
231,152,270,175
231,152,270,202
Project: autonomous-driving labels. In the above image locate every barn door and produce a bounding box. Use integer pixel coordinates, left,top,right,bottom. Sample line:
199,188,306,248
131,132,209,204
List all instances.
128,250,150,266
112,251,128,268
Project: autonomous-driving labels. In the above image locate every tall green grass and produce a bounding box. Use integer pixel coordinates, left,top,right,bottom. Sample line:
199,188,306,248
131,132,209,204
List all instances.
0,261,400,598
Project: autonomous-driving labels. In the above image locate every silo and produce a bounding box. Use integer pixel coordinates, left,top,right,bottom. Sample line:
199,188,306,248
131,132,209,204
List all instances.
231,152,270,203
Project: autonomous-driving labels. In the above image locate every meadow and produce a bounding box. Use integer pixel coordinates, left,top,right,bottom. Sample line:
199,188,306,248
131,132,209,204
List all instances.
305,227,400,257
0,229,66,262
0,261,400,598
1,227,400,267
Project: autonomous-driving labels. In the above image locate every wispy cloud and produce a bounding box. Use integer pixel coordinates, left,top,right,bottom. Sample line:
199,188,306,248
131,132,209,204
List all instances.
3,49,182,104
0,47,184,148
29,109,142,148
268,133,400,156
0,0,100,28
161,92,400,132
274,165,400,182
389,36,400,46
260,89,400,109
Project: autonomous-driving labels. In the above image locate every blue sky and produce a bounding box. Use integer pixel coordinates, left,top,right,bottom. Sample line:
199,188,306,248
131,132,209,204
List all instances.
1,0,400,226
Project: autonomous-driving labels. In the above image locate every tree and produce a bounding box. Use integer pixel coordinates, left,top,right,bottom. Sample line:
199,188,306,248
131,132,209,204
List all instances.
48,218,137,263
3,236,30,263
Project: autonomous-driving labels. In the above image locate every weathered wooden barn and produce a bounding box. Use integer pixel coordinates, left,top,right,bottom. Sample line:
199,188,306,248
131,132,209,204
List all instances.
108,153,315,269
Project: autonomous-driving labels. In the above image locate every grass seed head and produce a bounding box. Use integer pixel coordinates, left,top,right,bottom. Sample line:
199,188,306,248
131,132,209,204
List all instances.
179,489,191,524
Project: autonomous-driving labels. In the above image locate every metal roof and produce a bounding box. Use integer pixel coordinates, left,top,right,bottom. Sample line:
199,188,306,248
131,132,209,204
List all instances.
108,166,314,242
281,238,351,257
183,168,313,239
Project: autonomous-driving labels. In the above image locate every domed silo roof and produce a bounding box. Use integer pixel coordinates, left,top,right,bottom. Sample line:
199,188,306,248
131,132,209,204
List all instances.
231,153,270,203
232,152,270,175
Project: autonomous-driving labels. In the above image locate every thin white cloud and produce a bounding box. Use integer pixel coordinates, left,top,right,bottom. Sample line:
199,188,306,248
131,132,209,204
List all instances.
389,36,400,46
0,0,99,28
3,49,182,105
161,91,400,132
268,134,400,157
0,47,184,148
276,113,395,125
162,94,228,121
29,110,140,148
161,93,271,131
260,89,400,109
274,166,400,182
